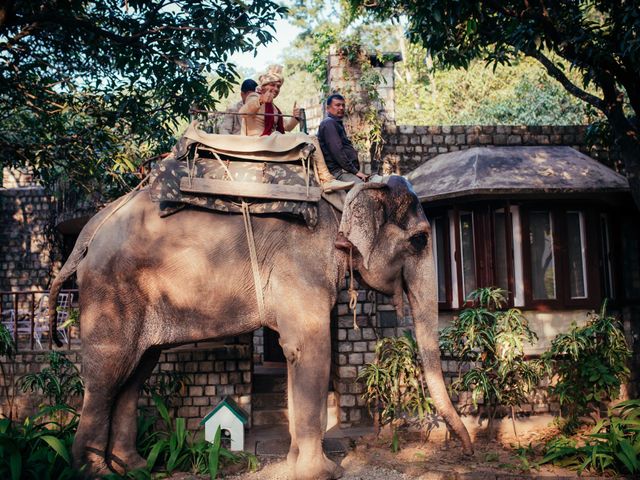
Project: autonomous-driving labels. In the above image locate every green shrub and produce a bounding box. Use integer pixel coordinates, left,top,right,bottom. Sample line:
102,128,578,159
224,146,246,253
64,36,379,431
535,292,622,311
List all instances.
542,302,631,433
440,287,544,437
0,405,80,480
358,330,433,444
541,399,640,475
130,394,258,478
18,351,84,409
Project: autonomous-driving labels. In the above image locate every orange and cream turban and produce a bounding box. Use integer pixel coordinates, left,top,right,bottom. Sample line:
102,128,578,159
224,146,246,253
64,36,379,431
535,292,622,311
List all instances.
259,64,284,87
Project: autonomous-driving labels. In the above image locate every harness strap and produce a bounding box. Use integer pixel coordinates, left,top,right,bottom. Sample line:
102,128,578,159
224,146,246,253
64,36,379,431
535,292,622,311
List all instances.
348,246,359,331
242,201,267,324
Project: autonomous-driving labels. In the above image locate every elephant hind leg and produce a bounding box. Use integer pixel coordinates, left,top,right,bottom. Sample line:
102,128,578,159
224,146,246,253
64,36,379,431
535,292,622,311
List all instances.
72,343,143,474
107,347,162,473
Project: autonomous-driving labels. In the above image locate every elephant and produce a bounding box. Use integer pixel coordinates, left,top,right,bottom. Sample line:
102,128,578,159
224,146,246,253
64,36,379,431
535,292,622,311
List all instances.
49,175,473,479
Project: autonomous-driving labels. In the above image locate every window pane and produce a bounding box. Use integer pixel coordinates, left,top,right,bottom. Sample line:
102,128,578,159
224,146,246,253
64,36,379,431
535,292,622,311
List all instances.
493,211,509,293
529,211,556,299
459,213,476,298
434,217,447,303
567,211,587,299
622,218,640,299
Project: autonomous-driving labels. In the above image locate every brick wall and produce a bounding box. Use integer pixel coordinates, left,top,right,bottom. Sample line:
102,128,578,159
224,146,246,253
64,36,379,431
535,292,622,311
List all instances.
331,283,560,428
380,124,613,176
0,186,61,305
0,338,253,429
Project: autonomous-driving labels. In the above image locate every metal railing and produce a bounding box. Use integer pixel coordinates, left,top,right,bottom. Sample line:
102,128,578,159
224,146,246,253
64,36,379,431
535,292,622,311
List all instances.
0,290,79,351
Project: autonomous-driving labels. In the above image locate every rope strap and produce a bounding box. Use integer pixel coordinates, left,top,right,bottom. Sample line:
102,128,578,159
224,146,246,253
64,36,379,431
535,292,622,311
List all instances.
242,202,267,324
348,247,359,331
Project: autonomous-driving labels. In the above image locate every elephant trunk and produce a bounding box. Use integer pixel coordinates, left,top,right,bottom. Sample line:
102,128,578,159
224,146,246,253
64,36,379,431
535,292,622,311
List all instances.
403,253,474,455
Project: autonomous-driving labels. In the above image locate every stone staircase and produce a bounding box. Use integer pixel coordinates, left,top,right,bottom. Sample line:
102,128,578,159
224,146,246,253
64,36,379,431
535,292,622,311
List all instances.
252,368,338,428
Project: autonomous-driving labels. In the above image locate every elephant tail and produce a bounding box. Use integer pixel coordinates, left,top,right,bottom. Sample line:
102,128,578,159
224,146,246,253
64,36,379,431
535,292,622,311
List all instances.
49,191,138,347
48,231,91,347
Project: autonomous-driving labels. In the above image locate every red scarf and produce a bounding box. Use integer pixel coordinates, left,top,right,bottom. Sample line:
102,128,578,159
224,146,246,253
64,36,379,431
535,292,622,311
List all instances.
261,102,285,136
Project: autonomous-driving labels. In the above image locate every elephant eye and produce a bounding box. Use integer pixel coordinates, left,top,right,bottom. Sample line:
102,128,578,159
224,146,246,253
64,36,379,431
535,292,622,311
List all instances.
409,232,428,252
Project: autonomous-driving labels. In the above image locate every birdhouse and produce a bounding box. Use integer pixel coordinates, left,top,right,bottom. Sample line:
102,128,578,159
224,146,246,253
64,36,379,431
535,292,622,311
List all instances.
200,396,249,451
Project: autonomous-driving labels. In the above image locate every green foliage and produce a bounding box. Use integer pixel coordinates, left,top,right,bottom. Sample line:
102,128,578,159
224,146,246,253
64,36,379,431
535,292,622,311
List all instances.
0,324,15,359
350,0,640,207
440,287,543,432
542,303,631,433
0,405,80,480
396,57,595,126
1,1,287,198
132,395,258,478
541,399,640,475
18,352,84,408
142,371,191,408
358,330,433,433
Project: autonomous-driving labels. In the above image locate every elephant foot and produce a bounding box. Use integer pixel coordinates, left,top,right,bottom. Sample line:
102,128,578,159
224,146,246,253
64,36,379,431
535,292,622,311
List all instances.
108,450,147,474
293,454,343,480
74,447,112,478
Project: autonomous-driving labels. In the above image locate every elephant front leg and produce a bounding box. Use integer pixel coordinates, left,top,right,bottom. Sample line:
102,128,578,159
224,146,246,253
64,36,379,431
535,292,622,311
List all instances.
283,330,343,480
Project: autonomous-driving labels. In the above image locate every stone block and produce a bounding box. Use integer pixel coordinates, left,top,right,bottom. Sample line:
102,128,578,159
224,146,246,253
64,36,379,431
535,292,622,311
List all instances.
339,394,356,407
433,135,444,144
338,342,353,353
338,366,357,378
494,134,507,145
353,342,367,353
347,329,362,341
348,353,363,364
507,135,522,145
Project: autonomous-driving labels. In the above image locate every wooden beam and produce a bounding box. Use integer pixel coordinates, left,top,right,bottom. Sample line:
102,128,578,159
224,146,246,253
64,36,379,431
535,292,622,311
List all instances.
180,178,321,202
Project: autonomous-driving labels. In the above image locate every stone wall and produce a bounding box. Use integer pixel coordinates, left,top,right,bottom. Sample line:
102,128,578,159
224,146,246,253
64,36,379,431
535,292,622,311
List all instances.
331,284,560,428
0,338,253,430
0,186,61,307
380,124,612,175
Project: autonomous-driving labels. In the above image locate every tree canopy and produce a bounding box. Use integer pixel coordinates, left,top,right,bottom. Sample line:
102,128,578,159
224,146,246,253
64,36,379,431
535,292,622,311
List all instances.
349,0,640,208
0,0,286,197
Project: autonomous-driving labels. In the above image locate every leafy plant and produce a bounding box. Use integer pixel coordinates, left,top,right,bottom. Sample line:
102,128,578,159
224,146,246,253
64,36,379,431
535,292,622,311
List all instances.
0,324,17,419
440,287,543,438
142,371,191,416
133,395,258,478
542,302,631,433
358,330,433,440
540,399,640,475
18,351,84,409
0,404,80,480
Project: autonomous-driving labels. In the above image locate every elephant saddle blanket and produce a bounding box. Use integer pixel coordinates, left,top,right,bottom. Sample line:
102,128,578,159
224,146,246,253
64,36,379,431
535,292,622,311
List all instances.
149,123,320,228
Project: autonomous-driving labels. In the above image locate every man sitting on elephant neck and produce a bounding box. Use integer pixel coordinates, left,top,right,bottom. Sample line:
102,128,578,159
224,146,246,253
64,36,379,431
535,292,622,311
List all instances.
239,65,354,193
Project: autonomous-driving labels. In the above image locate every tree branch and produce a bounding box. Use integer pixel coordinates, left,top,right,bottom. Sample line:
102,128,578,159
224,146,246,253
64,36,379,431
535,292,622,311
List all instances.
528,50,605,112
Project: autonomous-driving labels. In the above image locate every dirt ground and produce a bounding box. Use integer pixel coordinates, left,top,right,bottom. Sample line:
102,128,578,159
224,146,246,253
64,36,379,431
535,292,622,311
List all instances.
226,421,594,480
172,416,624,479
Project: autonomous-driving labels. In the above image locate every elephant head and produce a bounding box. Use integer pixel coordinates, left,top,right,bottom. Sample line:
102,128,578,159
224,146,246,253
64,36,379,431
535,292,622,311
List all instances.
339,175,473,454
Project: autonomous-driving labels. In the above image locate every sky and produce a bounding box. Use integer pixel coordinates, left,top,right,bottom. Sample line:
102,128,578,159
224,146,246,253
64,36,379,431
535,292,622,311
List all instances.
229,18,302,75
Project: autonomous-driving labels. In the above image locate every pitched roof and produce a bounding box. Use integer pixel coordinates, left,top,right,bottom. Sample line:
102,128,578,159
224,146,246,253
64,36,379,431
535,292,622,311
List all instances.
200,396,249,425
405,146,629,202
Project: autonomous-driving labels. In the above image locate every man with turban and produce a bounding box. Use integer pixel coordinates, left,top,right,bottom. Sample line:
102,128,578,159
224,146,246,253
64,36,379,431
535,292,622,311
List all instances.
240,65,354,193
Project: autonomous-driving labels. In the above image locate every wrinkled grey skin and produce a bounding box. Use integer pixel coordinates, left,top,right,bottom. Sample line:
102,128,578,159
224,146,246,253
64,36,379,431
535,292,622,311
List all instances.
49,176,472,479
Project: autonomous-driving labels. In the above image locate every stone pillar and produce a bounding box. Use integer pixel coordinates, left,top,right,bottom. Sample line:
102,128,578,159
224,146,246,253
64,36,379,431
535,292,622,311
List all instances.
326,46,401,175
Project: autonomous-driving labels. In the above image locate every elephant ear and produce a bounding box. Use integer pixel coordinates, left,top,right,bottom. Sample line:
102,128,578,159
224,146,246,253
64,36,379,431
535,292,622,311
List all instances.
339,182,389,269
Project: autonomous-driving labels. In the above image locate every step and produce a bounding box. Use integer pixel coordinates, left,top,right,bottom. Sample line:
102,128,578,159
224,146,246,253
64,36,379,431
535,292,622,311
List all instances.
253,408,289,426
253,374,287,394
253,392,287,410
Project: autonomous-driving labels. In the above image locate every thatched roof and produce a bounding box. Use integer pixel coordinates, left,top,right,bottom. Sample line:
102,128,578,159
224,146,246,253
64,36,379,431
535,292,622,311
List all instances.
405,146,629,202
